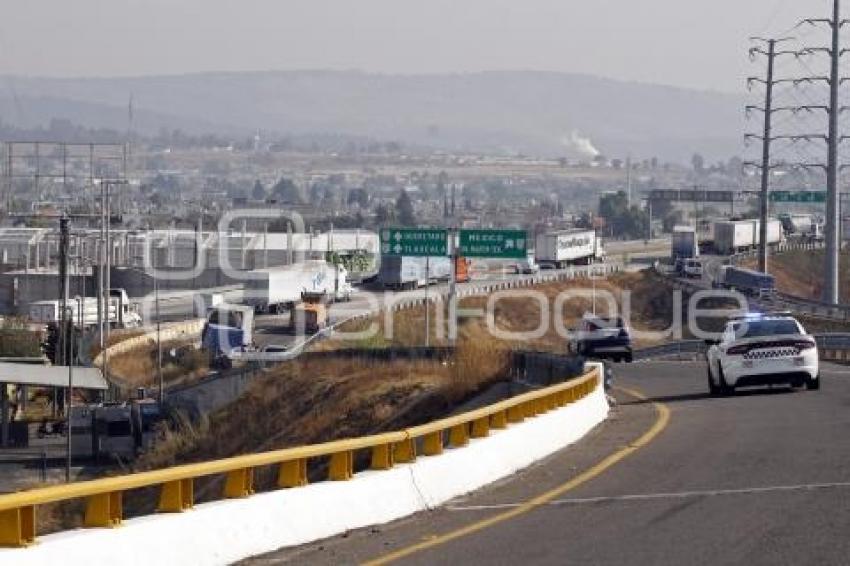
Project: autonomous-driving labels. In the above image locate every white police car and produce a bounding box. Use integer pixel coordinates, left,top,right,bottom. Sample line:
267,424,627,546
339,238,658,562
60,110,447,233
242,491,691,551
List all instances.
705,312,820,395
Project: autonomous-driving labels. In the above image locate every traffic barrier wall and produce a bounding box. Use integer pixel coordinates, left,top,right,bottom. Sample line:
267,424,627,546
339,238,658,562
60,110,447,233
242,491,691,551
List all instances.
0,364,606,565
92,319,205,369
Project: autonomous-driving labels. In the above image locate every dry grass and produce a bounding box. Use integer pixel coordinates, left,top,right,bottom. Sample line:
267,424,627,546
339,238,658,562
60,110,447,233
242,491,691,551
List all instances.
133,340,509,479
330,270,677,353
106,338,208,392
740,250,850,303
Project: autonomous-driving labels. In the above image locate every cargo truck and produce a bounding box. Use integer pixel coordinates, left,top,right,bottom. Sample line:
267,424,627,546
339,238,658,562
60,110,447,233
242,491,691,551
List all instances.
671,226,699,260
714,266,775,297
378,255,452,290
535,229,597,269
201,304,255,367
28,288,141,329
713,219,782,254
243,260,352,314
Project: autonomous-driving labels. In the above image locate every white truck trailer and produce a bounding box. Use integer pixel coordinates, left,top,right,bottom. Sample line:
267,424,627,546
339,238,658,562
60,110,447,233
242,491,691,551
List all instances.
535,229,597,269
243,260,352,313
713,220,756,255
28,288,141,329
378,256,452,290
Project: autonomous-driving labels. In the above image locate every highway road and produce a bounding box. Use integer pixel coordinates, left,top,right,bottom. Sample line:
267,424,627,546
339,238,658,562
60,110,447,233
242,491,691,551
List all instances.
246,361,850,565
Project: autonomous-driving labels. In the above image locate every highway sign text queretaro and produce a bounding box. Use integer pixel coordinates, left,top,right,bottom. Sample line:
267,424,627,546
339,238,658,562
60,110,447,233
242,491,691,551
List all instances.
381,228,447,256
459,229,528,259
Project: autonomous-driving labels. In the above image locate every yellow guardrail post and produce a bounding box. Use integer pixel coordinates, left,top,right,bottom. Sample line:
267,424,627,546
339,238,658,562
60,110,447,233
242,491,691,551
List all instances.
0,506,35,547
507,405,525,423
328,451,353,481
370,444,394,470
423,431,444,456
159,479,194,513
85,491,123,528
471,416,490,438
393,438,416,463
224,468,254,498
490,410,507,429
448,424,469,447
278,459,308,488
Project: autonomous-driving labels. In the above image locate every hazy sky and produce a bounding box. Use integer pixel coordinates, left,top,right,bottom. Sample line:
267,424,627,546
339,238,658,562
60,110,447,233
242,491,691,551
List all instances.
0,0,835,92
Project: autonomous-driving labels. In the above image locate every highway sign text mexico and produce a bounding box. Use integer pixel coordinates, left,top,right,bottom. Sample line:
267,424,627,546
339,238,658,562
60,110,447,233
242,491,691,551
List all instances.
459,229,528,259
381,228,447,256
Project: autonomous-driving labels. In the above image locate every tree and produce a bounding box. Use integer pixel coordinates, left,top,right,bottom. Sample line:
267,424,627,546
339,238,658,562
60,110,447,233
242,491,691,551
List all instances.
599,191,648,239
396,189,416,226
375,203,394,225
691,153,705,174
251,180,266,200
271,178,304,204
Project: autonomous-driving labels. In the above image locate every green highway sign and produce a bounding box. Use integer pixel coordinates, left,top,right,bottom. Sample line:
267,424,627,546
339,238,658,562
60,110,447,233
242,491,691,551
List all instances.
380,228,447,256
459,229,528,259
770,191,826,203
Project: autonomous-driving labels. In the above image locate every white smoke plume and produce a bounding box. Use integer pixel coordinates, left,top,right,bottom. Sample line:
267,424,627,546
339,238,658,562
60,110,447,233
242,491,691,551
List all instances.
561,130,601,158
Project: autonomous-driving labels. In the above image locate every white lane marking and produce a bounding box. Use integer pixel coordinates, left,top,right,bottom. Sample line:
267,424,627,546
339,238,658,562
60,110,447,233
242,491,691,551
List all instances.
446,482,850,511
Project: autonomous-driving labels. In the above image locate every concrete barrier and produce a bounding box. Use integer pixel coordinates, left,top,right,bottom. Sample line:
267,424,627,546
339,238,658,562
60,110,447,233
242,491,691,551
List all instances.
0,363,607,565
92,319,205,369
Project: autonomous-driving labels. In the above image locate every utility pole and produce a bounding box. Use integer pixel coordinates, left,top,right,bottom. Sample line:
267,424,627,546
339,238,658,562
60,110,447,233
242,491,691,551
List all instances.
755,39,777,273
788,1,847,304
825,0,842,304
745,36,798,274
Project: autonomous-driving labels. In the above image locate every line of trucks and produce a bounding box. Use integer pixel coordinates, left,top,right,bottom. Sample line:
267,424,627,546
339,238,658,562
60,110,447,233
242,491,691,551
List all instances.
377,229,604,287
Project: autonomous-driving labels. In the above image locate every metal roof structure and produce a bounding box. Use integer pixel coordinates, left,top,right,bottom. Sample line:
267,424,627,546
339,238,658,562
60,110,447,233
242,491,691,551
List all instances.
0,363,108,390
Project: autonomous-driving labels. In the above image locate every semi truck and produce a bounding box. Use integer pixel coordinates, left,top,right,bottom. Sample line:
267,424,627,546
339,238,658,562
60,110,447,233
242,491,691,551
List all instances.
671,226,699,260
712,219,782,255
534,229,597,269
201,304,255,367
378,255,451,290
28,288,141,329
780,213,823,241
243,260,352,314
714,265,776,297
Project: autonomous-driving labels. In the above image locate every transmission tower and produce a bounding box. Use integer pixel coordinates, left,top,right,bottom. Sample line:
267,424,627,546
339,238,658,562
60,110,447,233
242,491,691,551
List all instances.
794,0,845,304
745,37,799,273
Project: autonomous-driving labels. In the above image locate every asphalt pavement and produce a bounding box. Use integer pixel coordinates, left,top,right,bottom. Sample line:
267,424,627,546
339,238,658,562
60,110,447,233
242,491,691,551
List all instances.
245,361,850,566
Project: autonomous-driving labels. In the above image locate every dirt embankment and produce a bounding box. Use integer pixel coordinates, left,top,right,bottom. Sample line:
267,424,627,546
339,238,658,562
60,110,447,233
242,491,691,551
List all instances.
326,270,680,353
740,249,850,302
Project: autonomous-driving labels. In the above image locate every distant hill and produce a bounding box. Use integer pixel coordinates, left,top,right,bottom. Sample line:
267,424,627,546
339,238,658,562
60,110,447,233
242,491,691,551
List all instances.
0,70,745,161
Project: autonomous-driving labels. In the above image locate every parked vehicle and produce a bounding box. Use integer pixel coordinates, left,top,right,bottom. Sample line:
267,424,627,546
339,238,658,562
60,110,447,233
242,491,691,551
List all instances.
535,229,597,269
569,313,633,362
671,226,699,260
378,255,452,290
714,265,775,297
243,261,352,314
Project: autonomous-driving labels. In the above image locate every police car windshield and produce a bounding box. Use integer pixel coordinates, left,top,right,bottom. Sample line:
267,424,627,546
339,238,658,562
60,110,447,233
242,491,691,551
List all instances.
732,319,799,339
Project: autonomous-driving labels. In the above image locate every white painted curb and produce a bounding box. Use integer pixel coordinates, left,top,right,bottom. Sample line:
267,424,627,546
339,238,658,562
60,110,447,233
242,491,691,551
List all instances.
0,365,608,566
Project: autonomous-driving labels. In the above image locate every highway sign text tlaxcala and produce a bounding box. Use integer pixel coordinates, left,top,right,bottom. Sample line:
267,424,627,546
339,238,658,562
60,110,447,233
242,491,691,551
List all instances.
380,228,447,256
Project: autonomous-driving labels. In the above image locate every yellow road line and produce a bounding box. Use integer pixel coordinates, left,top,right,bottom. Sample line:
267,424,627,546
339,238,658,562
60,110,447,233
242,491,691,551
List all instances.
362,387,670,566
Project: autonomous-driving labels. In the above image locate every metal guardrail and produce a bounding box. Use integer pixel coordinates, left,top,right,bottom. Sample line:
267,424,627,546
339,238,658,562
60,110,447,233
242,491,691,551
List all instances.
632,334,850,362
0,365,600,547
